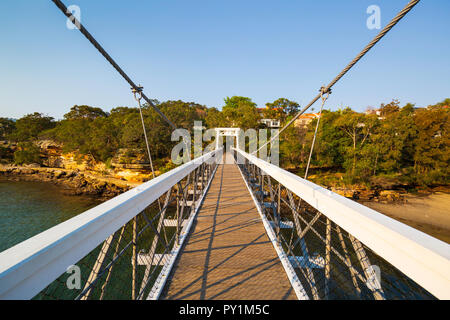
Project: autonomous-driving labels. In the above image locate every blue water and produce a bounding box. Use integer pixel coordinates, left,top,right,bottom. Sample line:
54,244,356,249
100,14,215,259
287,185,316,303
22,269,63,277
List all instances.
0,179,101,253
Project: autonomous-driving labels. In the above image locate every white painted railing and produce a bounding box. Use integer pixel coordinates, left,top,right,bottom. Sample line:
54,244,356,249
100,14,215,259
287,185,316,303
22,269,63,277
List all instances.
0,149,222,300
233,148,450,300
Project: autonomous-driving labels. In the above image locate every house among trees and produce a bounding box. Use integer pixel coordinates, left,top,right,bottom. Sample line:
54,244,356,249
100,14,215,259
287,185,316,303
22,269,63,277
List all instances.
256,107,281,128
365,108,386,120
260,118,281,128
294,113,321,128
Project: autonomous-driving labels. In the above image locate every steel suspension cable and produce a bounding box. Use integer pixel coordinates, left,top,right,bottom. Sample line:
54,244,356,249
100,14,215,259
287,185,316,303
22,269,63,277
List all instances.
51,0,177,130
254,0,421,155
304,87,330,179
133,86,163,211
133,87,157,180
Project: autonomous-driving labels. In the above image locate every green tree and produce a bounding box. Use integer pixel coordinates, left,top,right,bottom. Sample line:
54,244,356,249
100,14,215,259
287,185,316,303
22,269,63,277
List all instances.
433,98,450,108
45,105,110,160
313,110,348,169
89,117,120,162
122,100,206,160
265,98,300,123
0,118,15,140
371,101,417,174
205,107,227,128
64,105,108,120
222,96,260,129
333,109,378,178
159,100,203,129
413,106,449,183
379,99,400,117
279,125,307,168
13,142,41,165
9,113,55,142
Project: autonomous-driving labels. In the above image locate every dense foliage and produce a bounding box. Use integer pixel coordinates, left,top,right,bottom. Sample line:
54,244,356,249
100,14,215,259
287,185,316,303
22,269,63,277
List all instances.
13,142,42,165
294,99,450,186
0,118,15,140
41,101,206,163
8,113,55,142
1,97,448,186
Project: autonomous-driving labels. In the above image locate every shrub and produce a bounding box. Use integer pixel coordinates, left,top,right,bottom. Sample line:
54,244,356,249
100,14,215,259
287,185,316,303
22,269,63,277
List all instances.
0,145,11,161
13,142,41,165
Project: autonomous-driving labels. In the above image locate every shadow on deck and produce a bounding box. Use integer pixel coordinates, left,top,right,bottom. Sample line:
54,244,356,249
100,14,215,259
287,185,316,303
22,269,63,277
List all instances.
162,163,296,300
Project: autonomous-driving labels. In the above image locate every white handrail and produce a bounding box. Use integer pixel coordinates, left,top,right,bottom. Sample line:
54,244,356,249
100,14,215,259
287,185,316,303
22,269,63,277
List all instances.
233,148,450,300
0,149,221,300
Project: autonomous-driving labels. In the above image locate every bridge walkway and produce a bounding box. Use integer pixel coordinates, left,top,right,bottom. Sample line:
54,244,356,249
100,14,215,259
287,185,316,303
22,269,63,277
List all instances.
162,162,296,300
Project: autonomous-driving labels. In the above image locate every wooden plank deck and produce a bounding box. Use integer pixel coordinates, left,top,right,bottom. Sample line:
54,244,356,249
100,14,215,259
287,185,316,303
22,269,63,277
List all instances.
162,163,296,300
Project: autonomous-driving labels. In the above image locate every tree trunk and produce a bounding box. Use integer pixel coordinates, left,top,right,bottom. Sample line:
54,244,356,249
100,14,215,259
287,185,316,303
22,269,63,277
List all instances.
373,152,379,176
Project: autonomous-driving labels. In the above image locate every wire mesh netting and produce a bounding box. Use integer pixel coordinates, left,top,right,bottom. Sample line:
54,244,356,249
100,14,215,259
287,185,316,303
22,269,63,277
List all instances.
34,161,217,300
20,149,438,300
236,158,436,300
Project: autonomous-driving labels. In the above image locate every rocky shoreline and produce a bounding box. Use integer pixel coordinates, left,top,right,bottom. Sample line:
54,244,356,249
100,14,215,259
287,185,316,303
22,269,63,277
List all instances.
0,166,135,200
1,163,447,204
330,187,407,203
331,185,450,203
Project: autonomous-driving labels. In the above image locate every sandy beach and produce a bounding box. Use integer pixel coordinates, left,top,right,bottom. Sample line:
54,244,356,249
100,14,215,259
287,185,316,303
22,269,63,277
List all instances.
361,192,450,244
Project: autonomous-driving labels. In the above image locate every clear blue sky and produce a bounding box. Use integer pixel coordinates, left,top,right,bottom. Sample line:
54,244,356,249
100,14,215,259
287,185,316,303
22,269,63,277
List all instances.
0,0,449,119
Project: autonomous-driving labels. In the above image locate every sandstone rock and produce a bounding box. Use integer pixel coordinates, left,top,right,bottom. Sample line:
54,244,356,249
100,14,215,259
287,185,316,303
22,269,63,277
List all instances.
24,163,41,169
1,141,138,200
332,188,355,198
20,169,36,175
378,190,404,203
53,170,65,179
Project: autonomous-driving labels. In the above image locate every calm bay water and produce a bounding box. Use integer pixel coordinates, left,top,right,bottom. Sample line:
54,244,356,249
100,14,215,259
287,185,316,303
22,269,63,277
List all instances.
0,179,102,253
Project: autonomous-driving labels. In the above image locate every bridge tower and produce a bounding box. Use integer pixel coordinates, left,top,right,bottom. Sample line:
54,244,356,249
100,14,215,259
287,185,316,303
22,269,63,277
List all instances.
214,128,241,150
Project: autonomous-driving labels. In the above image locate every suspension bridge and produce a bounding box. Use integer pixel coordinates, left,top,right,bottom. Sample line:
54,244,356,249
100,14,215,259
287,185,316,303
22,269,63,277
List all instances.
0,0,449,300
